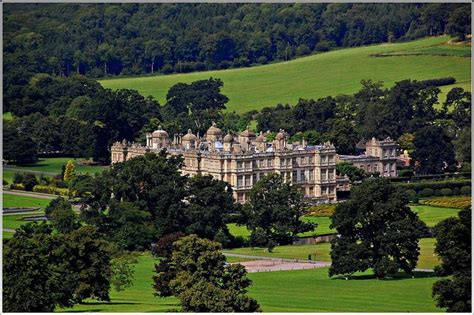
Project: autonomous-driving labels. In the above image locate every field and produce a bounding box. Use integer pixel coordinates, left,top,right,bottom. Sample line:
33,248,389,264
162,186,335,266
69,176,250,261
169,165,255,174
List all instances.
100,36,470,113
62,252,441,312
3,157,106,175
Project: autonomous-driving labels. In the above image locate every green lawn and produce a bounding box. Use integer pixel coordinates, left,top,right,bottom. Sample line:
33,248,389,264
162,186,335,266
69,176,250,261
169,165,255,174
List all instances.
62,252,442,312
4,157,106,175
2,193,52,209
410,205,460,227
225,238,439,270
100,36,470,114
61,253,180,312
248,268,441,312
3,213,45,230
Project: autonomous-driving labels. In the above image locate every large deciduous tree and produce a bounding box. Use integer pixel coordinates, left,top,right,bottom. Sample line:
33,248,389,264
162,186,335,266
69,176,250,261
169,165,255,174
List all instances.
432,207,471,312
153,234,260,312
3,223,112,312
412,125,455,174
329,178,428,278
242,173,314,248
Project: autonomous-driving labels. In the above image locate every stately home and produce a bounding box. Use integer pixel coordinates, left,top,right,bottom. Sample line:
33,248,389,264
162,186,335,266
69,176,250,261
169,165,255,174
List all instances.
111,123,338,204
337,137,400,177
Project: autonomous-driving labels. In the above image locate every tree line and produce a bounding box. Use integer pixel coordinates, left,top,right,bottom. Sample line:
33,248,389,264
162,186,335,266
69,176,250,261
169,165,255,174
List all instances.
4,2,471,108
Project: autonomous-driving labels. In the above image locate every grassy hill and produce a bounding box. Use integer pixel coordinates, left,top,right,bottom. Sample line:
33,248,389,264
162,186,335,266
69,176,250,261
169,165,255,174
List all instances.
100,36,470,114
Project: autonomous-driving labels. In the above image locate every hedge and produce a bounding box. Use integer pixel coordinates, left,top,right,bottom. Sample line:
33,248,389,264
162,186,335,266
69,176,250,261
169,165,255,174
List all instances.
418,188,434,198
460,186,471,196
420,77,456,87
397,179,471,193
32,185,70,197
10,183,25,191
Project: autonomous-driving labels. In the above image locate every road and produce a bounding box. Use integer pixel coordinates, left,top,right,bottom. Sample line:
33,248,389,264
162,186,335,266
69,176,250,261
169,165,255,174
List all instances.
3,190,58,200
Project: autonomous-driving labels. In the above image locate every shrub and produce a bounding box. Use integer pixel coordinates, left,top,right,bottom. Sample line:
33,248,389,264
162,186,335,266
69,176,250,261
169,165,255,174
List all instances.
418,188,434,197
22,173,38,191
398,169,414,177
440,188,453,196
33,185,69,196
13,172,23,184
460,186,471,195
435,189,443,196
453,187,460,195
405,189,418,202
10,183,25,191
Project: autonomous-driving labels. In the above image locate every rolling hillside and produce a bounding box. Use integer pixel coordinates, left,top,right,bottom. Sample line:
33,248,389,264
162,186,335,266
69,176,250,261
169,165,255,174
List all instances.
100,36,470,114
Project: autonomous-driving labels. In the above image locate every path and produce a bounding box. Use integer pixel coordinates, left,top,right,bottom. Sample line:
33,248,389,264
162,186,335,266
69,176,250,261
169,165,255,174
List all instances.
223,253,434,273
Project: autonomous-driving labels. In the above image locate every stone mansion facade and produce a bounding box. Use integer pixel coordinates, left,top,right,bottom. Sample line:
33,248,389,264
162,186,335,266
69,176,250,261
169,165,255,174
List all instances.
111,123,400,203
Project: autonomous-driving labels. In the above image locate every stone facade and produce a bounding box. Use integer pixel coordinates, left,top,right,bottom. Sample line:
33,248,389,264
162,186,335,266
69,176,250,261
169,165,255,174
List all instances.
337,137,399,177
111,123,338,204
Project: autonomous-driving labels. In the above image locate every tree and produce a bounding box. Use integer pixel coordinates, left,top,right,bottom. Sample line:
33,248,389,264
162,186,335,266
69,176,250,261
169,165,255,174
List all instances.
336,161,367,182
184,175,235,243
3,122,38,165
77,151,188,250
412,126,455,174
164,78,229,133
63,160,77,182
153,235,260,312
329,178,428,278
432,207,471,312
45,197,80,233
446,5,471,41
453,127,471,165
3,223,113,312
242,173,314,248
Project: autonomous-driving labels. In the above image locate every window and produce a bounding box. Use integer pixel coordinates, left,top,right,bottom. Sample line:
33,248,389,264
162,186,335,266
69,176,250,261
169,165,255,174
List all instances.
267,159,273,167
309,186,314,195
292,157,297,165
328,155,334,163
301,170,306,182
237,176,243,187
237,161,243,170
321,156,327,163
246,161,251,169
309,156,314,164
253,173,257,184
260,159,265,167
328,169,334,180
321,172,327,180
367,165,371,172
238,193,244,202
309,169,314,181
245,176,251,186
292,171,298,182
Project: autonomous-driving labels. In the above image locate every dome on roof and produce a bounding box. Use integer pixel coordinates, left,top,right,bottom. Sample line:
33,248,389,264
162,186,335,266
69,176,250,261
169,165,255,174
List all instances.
223,133,234,143
255,131,265,142
276,129,286,140
152,126,168,138
240,129,255,138
182,129,196,141
206,122,222,136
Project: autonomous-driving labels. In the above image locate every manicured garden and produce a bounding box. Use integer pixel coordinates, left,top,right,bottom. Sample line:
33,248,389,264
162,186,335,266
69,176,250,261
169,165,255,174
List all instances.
410,205,461,227
62,252,442,312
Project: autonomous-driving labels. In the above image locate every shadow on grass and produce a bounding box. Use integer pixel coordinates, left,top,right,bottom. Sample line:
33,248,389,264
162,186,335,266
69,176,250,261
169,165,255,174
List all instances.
79,301,138,306
331,271,436,281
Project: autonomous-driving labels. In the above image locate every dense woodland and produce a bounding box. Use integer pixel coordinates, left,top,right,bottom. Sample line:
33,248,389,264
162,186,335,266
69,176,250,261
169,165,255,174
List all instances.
3,2,471,113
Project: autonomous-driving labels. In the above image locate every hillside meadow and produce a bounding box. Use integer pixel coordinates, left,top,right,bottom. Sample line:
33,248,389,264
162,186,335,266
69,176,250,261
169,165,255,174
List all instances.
100,36,470,113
